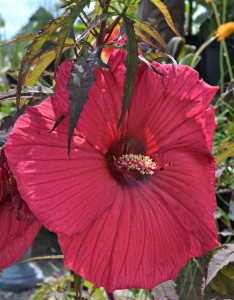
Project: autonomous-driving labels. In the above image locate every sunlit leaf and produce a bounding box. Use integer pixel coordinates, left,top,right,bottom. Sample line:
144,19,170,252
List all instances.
54,0,89,73
118,16,138,128
135,27,159,49
201,244,234,295
216,142,234,164
0,86,53,101
146,51,177,67
153,280,179,300
134,19,168,51
0,33,37,47
150,0,182,37
16,10,70,106
23,50,56,86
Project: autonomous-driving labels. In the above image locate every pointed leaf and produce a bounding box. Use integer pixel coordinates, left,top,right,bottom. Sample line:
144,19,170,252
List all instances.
135,27,160,49
153,280,179,300
68,49,107,154
0,33,37,47
150,0,182,37
49,115,66,133
16,11,69,105
118,16,138,128
134,19,168,51
54,0,89,73
201,244,234,294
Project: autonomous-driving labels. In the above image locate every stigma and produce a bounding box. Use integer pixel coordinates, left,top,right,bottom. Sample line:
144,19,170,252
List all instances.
113,154,157,175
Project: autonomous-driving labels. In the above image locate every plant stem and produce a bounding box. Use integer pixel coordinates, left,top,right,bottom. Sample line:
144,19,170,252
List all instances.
106,292,116,300
221,40,233,80
138,289,144,300
211,2,220,26
211,0,233,80
190,35,216,69
219,42,224,93
188,0,193,35
222,0,227,24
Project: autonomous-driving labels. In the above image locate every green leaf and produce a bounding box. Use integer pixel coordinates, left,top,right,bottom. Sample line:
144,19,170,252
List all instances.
54,0,89,73
150,0,182,37
146,51,177,67
216,143,234,164
16,10,70,106
118,16,138,128
0,99,47,148
0,86,53,101
178,53,196,66
24,49,57,86
68,49,107,154
0,33,37,47
211,264,234,296
73,273,84,299
201,244,234,295
0,111,23,149
167,37,184,58
153,280,179,300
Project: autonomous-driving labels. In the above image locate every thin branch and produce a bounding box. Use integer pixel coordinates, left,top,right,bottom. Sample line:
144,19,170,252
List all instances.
82,10,99,35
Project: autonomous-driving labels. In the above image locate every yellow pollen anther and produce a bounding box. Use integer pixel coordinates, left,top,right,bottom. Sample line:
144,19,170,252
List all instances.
115,154,157,175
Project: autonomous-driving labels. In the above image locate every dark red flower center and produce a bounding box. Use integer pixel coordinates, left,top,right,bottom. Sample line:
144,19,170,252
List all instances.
106,138,162,187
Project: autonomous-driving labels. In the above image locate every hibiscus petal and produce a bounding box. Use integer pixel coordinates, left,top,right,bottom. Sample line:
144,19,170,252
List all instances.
126,63,218,152
53,59,73,114
59,185,195,292
77,67,127,153
6,97,118,236
149,147,218,256
0,206,41,269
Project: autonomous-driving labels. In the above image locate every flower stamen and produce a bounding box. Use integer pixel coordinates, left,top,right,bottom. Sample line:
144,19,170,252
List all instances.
114,154,157,175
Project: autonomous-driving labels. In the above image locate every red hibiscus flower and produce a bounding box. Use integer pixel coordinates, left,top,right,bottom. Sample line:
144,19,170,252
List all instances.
5,50,219,291
102,26,121,62
0,149,41,269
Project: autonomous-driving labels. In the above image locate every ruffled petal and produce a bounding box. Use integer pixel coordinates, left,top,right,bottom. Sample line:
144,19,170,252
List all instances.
0,206,41,269
126,63,218,153
6,97,118,236
59,185,193,292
